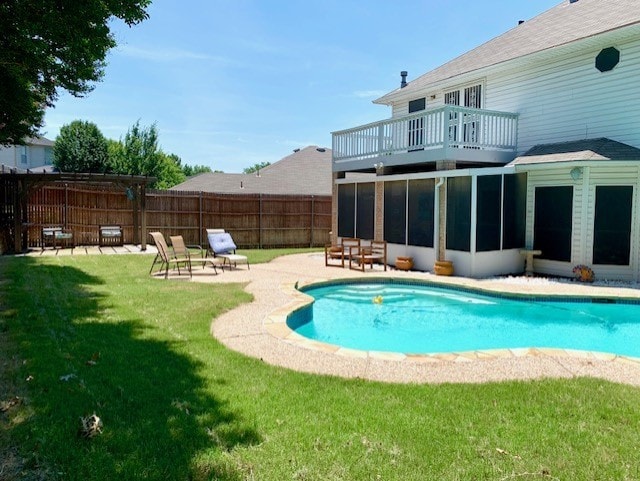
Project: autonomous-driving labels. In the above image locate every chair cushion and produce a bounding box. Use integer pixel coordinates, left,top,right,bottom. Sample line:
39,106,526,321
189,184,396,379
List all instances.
208,232,237,254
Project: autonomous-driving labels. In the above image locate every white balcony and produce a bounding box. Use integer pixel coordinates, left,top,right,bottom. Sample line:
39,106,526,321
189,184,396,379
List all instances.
332,105,518,172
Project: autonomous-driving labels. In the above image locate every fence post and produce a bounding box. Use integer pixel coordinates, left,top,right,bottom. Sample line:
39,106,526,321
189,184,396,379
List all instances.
259,193,263,249
310,195,315,247
199,191,203,247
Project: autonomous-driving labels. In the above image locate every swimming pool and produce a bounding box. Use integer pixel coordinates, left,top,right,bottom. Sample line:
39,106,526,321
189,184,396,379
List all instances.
289,281,640,357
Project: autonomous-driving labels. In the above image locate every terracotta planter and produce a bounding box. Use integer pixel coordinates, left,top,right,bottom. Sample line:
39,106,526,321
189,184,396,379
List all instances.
434,260,454,276
395,256,413,271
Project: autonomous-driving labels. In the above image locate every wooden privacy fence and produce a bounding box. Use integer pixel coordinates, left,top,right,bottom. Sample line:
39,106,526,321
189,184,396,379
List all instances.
22,183,331,249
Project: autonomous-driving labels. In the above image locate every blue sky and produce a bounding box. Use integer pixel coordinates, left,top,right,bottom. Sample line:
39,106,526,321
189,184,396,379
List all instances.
42,0,561,173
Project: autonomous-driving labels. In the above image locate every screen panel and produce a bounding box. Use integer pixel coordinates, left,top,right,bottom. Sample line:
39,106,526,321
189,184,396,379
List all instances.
355,183,375,240
503,173,527,249
407,179,434,247
446,176,471,252
593,185,632,265
533,186,573,262
337,184,355,238
384,181,407,244
476,175,502,252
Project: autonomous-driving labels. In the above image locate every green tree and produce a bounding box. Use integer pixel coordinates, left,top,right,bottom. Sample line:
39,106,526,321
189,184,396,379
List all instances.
0,0,151,145
183,164,213,177
243,161,271,174
53,120,109,172
107,121,187,189
155,153,186,189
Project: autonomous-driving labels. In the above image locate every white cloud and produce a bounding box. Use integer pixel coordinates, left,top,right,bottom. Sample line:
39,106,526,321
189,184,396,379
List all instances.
116,45,227,63
353,90,387,98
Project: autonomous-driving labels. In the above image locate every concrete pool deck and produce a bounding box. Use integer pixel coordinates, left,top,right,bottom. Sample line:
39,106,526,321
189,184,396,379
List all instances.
186,252,640,385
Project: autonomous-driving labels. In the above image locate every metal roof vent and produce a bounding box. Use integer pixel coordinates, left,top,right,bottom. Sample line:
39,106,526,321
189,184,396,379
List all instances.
400,71,408,88
316,148,326,152
569,0,578,3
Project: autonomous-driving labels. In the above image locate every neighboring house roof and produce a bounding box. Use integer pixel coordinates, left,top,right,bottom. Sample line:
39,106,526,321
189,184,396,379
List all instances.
170,146,333,195
376,0,640,104
27,136,55,147
508,138,640,165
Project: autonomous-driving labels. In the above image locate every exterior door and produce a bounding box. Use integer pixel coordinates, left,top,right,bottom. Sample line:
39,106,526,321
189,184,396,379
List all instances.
408,98,426,151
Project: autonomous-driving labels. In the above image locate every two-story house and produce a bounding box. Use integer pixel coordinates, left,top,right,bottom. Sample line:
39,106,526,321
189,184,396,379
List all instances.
331,0,640,281
0,136,55,172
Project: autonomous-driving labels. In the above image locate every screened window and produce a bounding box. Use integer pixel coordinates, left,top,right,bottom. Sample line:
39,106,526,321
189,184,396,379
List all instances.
534,186,573,262
593,186,632,265
337,184,355,238
446,176,471,252
476,175,502,252
384,181,406,244
356,183,375,240
408,179,434,247
502,173,527,249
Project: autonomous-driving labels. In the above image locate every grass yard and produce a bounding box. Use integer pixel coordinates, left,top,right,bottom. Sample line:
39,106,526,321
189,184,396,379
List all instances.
1,251,640,480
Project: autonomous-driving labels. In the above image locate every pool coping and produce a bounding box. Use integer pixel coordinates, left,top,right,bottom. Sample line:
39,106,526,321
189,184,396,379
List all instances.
263,277,640,368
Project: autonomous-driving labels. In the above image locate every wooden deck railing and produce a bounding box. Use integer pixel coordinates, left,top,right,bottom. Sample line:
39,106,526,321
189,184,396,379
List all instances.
332,105,518,163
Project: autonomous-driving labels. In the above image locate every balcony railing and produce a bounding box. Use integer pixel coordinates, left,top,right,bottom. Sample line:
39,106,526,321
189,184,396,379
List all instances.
332,105,518,163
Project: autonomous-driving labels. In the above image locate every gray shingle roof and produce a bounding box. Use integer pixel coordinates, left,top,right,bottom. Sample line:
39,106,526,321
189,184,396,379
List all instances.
508,138,640,165
376,0,640,104
170,146,332,195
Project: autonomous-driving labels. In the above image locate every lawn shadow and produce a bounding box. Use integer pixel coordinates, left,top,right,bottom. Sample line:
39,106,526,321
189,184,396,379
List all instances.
0,257,260,481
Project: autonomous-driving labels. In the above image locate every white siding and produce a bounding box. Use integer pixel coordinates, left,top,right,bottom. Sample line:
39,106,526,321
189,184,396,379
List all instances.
0,146,17,168
525,164,640,281
487,38,640,153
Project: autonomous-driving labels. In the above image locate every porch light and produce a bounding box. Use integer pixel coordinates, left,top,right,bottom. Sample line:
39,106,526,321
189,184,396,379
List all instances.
570,167,583,181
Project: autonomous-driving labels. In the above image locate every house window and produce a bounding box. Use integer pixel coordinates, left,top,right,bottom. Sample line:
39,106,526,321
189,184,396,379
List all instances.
593,186,632,265
408,179,435,247
20,146,28,164
534,186,573,262
595,47,620,73
446,176,471,252
384,181,406,244
337,184,355,238
356,183,375,240
476,175,502,252
502,173,527,249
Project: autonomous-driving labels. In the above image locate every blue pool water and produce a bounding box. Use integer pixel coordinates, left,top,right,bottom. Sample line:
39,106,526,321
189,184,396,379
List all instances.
289,282,640,356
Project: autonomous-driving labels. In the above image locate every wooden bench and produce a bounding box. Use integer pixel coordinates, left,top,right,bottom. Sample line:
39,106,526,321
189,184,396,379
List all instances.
42,226,74,249
99,225,123,246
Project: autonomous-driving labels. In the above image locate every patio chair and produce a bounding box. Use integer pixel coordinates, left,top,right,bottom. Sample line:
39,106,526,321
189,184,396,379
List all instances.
206,230,249,270
42,226,74,250
349,240,387,272
170,235,221,274
149,231,192,279
324,237,360,268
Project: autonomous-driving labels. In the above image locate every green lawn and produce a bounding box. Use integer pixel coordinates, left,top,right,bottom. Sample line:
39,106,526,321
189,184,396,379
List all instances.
1,252,639,480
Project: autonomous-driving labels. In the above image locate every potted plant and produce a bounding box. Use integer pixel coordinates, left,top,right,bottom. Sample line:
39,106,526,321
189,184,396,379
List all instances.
572,264,595,283
395,256,413,271
434,260,454,276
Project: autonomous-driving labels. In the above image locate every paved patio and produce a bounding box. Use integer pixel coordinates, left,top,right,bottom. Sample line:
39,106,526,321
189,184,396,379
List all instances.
181,252,640,385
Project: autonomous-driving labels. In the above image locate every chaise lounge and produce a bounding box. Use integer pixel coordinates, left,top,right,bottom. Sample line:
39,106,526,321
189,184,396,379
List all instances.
206,230,249,270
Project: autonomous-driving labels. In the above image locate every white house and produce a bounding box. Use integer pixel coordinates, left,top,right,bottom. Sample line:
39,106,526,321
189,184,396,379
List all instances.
331,0,640,281
0,137,55,172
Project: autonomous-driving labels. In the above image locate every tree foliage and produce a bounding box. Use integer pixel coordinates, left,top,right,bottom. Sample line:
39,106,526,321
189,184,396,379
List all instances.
243,161,271,174
53,120,109,172
183,164,213,177
0,0,151,145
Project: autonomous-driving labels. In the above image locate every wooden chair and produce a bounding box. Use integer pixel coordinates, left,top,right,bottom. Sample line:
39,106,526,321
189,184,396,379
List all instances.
149,232,192,279
349,240,387,272
324,237,360,268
